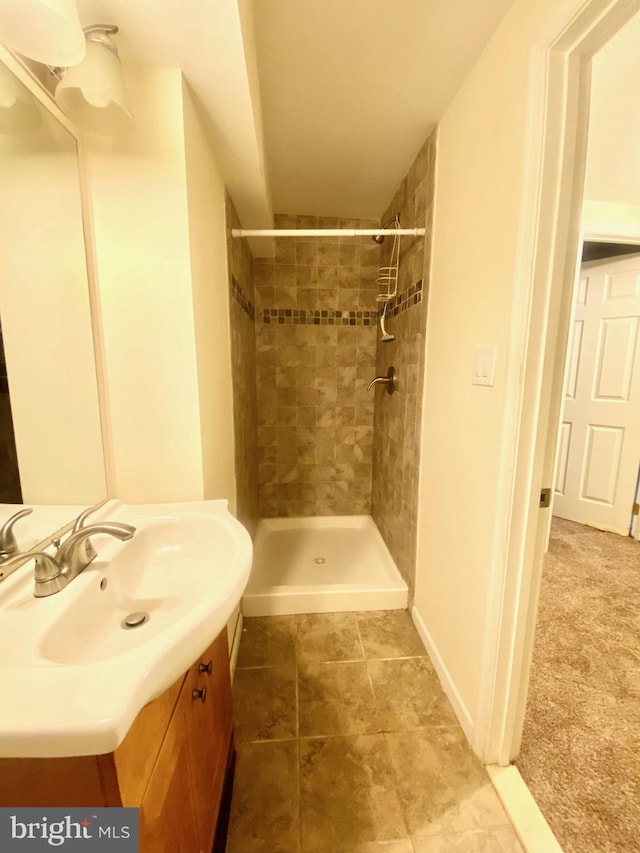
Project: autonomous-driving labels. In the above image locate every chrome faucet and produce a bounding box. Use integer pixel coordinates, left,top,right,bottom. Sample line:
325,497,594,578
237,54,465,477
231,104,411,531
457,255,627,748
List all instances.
0,522,136,598
0,508,33,561
55,523,135,577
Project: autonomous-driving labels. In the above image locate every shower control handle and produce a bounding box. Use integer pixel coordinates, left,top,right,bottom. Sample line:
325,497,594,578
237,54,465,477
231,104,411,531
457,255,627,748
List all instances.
367,366,397,395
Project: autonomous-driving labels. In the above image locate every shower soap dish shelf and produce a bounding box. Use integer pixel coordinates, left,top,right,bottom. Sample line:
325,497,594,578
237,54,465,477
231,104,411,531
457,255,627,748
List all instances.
376,266,399,301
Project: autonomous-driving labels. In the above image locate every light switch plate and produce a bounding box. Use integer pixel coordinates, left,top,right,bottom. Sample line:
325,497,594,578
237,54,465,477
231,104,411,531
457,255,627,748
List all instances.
472,346,496,387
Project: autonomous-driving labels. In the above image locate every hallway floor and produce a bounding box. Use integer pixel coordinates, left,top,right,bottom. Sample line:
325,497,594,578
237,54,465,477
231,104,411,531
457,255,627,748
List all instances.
226,611,523,851
517,517,640,852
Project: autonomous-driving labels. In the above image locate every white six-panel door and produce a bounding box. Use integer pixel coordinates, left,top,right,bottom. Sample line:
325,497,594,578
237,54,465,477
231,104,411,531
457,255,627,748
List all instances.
553,253,640,534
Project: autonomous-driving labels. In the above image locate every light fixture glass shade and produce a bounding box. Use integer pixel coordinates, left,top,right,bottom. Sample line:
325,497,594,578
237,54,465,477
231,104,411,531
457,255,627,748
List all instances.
0,0,85,66
0,62,41,135
54,36,133,135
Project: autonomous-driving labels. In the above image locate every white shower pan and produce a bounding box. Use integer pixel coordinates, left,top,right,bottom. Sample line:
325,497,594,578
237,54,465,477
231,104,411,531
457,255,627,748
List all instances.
243,515,408,616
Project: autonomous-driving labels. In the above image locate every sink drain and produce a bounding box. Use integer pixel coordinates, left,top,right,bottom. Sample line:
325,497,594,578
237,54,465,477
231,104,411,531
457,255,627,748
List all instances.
121,611,150,629
313,556,327,565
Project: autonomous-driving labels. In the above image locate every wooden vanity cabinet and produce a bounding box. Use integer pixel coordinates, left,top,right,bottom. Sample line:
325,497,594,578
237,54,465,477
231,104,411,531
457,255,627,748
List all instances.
182,638,234,849
0,629,234,853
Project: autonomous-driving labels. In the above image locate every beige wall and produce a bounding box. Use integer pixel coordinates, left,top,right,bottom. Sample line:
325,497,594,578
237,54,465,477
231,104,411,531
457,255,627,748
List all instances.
584,12,640,210
413,0,600,734
582,201,640,240
83,68,235,505
182,81,237,508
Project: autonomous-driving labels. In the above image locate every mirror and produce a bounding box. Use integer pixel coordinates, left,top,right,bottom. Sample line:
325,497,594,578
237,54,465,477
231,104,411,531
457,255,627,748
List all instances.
0,55,107,505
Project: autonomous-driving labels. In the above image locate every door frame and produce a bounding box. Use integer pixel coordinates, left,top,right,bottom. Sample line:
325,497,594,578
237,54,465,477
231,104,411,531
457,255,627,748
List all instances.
475,0,640,764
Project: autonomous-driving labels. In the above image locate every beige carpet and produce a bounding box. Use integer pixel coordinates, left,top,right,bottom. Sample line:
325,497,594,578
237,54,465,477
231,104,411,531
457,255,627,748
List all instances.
516,517,640,852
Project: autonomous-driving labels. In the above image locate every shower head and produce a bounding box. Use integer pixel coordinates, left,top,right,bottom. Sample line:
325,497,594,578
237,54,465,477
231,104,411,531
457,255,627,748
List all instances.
371,214,400,244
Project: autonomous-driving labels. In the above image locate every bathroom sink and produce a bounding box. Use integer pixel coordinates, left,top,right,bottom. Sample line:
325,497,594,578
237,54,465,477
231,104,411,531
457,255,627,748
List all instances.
0,500,252,758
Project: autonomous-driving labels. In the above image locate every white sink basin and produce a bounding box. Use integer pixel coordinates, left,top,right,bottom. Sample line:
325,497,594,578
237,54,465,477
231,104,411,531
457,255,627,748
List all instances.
0,500,252,758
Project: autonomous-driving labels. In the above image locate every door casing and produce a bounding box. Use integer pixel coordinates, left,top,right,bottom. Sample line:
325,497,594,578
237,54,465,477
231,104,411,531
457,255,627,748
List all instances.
473,0,640,765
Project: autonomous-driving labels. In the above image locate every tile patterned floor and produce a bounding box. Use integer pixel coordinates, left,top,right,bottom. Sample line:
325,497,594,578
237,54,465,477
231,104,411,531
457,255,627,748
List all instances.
226,611,524,852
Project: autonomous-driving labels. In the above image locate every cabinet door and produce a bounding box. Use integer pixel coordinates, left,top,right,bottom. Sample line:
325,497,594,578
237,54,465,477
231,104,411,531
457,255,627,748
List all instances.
0,756,117,807
187,629,234,851
139,680,199,853
115,675,184,806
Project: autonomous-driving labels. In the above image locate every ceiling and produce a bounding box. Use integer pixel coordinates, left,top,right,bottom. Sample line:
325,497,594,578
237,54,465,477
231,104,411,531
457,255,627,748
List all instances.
74,0,514,224
251,0,515,218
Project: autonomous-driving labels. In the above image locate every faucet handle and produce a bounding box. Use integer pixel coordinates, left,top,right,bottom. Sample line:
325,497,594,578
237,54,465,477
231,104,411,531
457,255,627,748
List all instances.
0,508,34,560
73,504,100,533
72,504,100,562
0,550,60,585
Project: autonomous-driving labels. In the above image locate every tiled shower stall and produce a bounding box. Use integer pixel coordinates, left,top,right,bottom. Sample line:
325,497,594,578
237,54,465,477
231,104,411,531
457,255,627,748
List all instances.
226,129,436,599
254,213,380,519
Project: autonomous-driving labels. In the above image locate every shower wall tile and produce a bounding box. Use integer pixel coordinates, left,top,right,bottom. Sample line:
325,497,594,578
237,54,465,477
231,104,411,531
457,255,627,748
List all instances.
226,193,259,536
371,130,437,599
255,215,381,518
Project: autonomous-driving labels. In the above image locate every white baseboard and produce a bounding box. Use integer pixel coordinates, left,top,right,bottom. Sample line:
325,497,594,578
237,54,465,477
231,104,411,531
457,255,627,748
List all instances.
487,764,563,852
411,604,474,741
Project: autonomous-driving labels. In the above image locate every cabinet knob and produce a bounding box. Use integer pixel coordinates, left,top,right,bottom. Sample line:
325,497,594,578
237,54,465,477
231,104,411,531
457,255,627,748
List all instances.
198,660,213,676
192,687,207,703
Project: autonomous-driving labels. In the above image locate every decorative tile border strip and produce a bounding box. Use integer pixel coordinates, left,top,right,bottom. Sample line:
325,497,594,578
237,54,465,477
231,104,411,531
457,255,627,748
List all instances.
256,279,423,325
231,275,255,321
262,308,378,326
387,279,423,318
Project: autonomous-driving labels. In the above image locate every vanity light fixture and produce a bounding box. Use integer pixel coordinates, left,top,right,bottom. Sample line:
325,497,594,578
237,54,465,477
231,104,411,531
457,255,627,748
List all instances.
53,24,133,136
0,0,85,67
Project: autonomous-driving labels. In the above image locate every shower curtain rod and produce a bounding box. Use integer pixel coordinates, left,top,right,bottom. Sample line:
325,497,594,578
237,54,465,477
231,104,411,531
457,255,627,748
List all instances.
231,227,426,238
